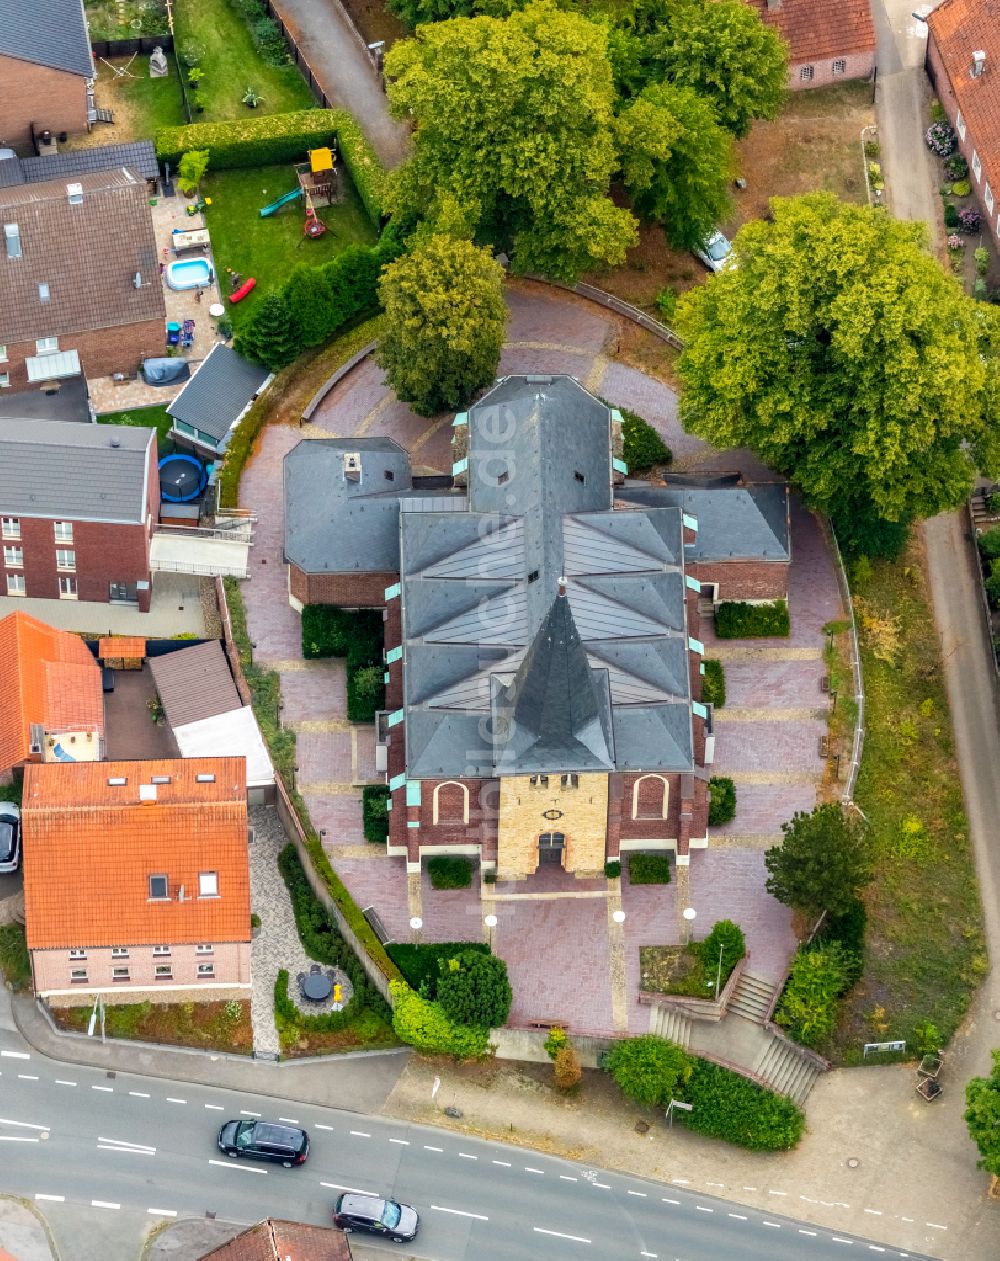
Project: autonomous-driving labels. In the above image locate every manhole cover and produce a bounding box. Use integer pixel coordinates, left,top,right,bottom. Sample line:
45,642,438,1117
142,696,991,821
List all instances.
847,1157,861,1169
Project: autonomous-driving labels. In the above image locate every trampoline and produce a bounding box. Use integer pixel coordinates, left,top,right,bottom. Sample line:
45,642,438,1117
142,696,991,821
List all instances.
159,453,207,503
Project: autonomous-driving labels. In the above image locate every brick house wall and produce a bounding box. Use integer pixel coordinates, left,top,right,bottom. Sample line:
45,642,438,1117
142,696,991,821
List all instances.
32,940,252,1002
788,51,874,90
0,54,90,150
687,559,789,602
288,566,398,610
2,318,164,393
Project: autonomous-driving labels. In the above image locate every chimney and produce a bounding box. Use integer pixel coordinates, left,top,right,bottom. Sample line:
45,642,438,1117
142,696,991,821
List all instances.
343,451,362,482
558,575,567,597
66,182,83,205
972,49,987,78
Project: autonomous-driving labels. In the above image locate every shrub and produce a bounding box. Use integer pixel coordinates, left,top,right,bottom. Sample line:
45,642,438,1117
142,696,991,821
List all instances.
250,912,261,929
863,138,880,159
620,408,671,471
606,1035,693,1108
604,859,622,879
985,562,1000,607
362,784,389,843
297,606,384,721
554,1045,583,1091
701,658,725,707
699,919,745,984
714,599,790,638
945,152,968,179
976,277,989,300
774,941,856,1047
707,776,736,827
177,40,205,68
177,149,209,195
976,247,991,276
944,201,960,228
929,99,946,124
812,896,866,988
0,924,31,991
544,1027,568,1060
925,122,956,157
627,852,671,885
766,804,872,920
679,1058,804,1150
435,950,513,1028
978,527,1000,559
655,287,678,321
951,179,972,197
428,856,473,889
389,980,490,1058
302,605,355,657
960,206,982,233
286,245,385,350
386,941,490,995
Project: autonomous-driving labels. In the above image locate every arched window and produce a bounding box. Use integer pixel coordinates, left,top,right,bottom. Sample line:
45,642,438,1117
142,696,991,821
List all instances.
433,780,470,825
632,775,669,820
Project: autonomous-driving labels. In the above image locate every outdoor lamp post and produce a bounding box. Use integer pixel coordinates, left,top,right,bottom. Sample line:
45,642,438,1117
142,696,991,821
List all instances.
682,905,697,944
612,909,626,924
484,913,498,950
409,916,422,942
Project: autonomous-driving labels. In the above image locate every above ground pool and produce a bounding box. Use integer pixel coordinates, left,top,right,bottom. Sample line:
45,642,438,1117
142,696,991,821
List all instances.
165,257,213,290
159,453,208,502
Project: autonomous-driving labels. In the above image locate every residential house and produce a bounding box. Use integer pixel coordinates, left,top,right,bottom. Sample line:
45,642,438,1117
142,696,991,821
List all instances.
198,1219,352,1261
0,0,94,149
167,343,271,457
0,168,165,392
0,609,104,775
0,418,157,609
927,0,1000,245
23,756,252,1003
0,141,160,192
746,0,876,89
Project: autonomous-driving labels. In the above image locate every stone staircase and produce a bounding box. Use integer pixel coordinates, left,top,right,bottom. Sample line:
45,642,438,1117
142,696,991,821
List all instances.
648,1004,693,1048
752,1033,824,1106
727,970,777,1023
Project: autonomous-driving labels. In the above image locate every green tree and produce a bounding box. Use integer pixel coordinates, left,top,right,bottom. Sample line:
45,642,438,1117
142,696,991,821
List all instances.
385,1,638,280
774,943,855,1047
177,149,209,194
352,664,384,702
377,234,506,415
606,1034,693,1108
616,82,733,249
676,193,998,529
965,1049,1000,1178
765,804,872,921
435,951,513,1028
233,291,301,371
700,919,745,984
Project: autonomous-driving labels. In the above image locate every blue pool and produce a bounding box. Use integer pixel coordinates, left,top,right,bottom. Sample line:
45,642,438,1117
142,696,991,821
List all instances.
165,257,213,290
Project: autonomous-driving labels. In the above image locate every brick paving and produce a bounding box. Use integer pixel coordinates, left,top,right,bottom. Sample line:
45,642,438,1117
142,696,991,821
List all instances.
305,793,364,846
420,872,489,943
621,876,679,1035
506,283,612,352
721,658,827,708
279,660,346,723
710,782,818,836
295,728,353,788
712,717,827,774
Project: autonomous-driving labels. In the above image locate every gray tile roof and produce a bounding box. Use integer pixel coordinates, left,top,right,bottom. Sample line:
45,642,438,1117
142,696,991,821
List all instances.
149,641,241,729
616,482,790,561
0,0,94,77
20,142,160,184
0,156,26,188
0,169,164,342
167,344,270,445
0,418,153,523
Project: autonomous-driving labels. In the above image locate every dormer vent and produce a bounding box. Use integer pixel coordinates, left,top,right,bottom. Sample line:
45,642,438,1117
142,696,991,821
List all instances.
343,451,362,482
66,183,83,205
972,50,987,78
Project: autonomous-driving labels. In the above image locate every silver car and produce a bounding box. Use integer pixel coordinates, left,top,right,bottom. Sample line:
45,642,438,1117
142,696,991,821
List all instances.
0,801,21,874
694,229,734,273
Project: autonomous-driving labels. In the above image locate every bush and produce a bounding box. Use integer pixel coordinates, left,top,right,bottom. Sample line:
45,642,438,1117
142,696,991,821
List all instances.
298,606,384,721
362,784,389,843
435,950,512,1028
544,1027,568,1060
812,896,866,988
177,40,205,68
944,201,960,228
428,856,473,889
774,941,856,1047
945,152,968,180
707,776,736,827
976,277,990,300
655,287,677,321
286,245,385,350
620,408,671,471
959,206,982,233
976,247,990,276
699,919,745,984
951,179,972,197
978,527,1000,559
679,1059,804,1150
831,503,911,561
554,1045,583,1091
177,149,209,195
701,658,725,707
387,941,490,995
604,859,621,879
985,563,1000,607
389,980,490,1058
627,852,672,884
925,122,957,157
606,1035,693,1108
714,599,790,638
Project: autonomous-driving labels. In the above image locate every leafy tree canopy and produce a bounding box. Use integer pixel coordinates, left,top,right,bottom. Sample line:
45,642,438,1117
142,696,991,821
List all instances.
377,232,506,414
765,803,872,921
385,2,638,280
233,291,300,371
435,950,513,1028
965,1048,1000,1178
676,193,1000,527
606,1034,693,1107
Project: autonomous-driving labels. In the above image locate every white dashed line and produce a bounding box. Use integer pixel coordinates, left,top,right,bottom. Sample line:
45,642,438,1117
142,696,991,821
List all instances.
627,1190,646,1198
1,1050,29,1059
763,1221,781,1229
431,1205,489,1221
208,1159,266,1174
35,1194,64,1202
91,1086,113,1093
641,1254,658,1259
280,1118,300,1125
0,1136,38,1143
534,1227,591,1244
321,1182,376,1195
315,1124,334,1131
559,1175,577,1182
129,1092,150,1099
926,1223,947,1231
55,1080,76,1087
868,1247,885,1254
525,1167,544,1175
97,1137,156,1156
17,1074,38,1081
91,1200,120,1211
593,1182,611,1189
662,1198,680,1206
349,1130,371,1138
743,1185,758,1191
239,1110,261,1117
388,1138,409,1145
204,1104,223,1111
729,1213,748,1221
695,1206,713,1214
166,1098,186,1105
672,1177,690,1185
423,1145,443,1152
0,1118,49,1131
831,1238,853,1246
768,1189,788,1197
799,1229,818,1236
706,1181,725,1188
458,1152,477,1160
492,1159,511,1167
864,1208,882,1216
148,1209,177,1218
900,1216,914,1223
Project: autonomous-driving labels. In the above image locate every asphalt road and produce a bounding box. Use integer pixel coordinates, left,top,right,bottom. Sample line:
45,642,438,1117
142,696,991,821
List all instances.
0,1031,933,1261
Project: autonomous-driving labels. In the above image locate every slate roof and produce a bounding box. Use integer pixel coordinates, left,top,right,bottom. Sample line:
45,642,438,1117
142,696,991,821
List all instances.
0,418,153,523
22,757,251,950
0,169,164,343
0,610,104,771
149,640,242,729
746,0,875,62
198,1219,352,1261
0,0,94,77
928,0,1000,195
399,377,696,780
616,482,790,562
167,344,271,445
20,141,160,184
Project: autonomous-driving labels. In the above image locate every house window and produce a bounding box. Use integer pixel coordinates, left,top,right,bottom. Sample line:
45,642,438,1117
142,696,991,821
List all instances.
4,224,21,260
112,967,130,982
973,150,983,182
832,59,847,75
54,521,73,543
6,574,25,596
561,773,579,788
799,65,814,81
0,374,8,389
69,948,86,960
527,570,540,583
987,185,995,216
0,346,7,362
35,336,59,355
2,518,19,539
956,109,967,139
3,545,23,568
148,875,169,900
152,945,170,956
198,871,219,898
111,947,128,959
197,963,215,978
384,469,394,481
574,471,585,484
58,575,77,600
55,548,75,571
38,282,50,303
195,943,214,954
155,964,172,980
70,969,88,984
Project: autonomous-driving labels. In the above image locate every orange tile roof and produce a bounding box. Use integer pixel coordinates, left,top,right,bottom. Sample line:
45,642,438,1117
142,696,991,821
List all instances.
22,757,250,950
98,636,146,660
746,0,875,62
0,611,104,772
200,1219,352,1261
929,0,1000,189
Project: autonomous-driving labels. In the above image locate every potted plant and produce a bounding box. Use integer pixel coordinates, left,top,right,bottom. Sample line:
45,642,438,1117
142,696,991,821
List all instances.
242,86,262,109
187,66,204,87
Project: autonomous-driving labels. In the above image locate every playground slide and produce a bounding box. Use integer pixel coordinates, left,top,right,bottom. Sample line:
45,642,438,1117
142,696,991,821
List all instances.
259,188,303,217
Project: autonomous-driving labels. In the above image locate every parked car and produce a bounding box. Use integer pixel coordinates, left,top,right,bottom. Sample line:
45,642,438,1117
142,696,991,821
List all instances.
0,801,20,875
217,1119,309,1167
694,229,734,273
333,1192,419,1243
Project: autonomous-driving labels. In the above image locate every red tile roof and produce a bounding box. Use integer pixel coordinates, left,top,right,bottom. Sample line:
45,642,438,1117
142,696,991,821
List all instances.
746,0,875,63
929,0,1000,186
98,636,146,660
22,757,250,950
199,1219,352,1261
0,611,103,772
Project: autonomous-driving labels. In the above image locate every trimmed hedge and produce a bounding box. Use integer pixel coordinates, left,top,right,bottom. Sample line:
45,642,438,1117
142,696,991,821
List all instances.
702,658,726,707
715,600,790,639
362,784,390,843
300,605,384,722
389,979,491,1058
387,941,490,994
428,855,473,889
620,408,672,471
708,776,736,827
679,1058,805,1151
627,852,671,885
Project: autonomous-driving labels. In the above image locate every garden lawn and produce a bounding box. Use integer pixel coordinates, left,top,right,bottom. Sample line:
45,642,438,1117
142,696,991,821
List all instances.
53,998,253,1052
173,0,313,122
66,55,185,149
98,405,173,452
0,925,30,992
203,165,376,330
825,538,986,1062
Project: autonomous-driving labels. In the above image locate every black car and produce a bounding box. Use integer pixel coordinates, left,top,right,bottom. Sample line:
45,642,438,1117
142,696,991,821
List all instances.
217,1119,309,1167
0,802,20,875
333,1192,419,1243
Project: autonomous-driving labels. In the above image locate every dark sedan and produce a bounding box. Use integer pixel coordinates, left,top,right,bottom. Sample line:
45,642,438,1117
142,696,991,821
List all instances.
217,1119,309,1168
333,1192,419,1243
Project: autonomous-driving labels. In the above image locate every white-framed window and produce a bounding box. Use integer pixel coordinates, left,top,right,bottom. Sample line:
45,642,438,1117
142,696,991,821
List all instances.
956,109,966,139
832,59,846,75
3,545,23,568
0,346,7,363
154,964,172,979
58,575,77,599
69,948,86,960
35,336,58,355
148,875,169,900
987,184,995,215
973,150,983,182
6,574,25,596
53,521,73,543
112,967,130,982
111,947,128,959
55,548,75,571
800,65,814,81
195,943,214,954
2,518,19,539
38,282,50,303
198,871,218,898
70,969,88,984
152,944,170,956
4,224,21,261
197,963,215,978
0,374,8,389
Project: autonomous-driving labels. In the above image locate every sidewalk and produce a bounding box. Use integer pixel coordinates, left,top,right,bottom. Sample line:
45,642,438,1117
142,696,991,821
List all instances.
0,1197,57,1261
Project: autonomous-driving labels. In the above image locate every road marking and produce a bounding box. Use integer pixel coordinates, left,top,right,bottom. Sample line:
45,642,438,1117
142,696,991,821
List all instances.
91,1200,120,1211
768,1189,788,1196
166,1098,186,1105
641,1254,658,1259
204,1104,223,1111
926,1223,947,1230
763,1222,781,1229
35,1195,64,1202
864,1208,882,1216
593,1182,611,1189
706,1181,725,1188
208,1159,266,1174
831,1239,853,1245
98,1137,156,1155
1,1050,29,1059
743,1185,758,1191
240,1110,261,1117
431,1205,489,1221
695,1206,713,1213
280,1118,300,1125
423,1145,443,1152
491,1160,511,1167
17,1074,39,1081
0,1118,49,1131
800,1229,818,1236
349,1130,371,1138
91,1086,113,1093
458,1152,477,1160
662,1199,680,1206
900,1216,914,1222
867,1247,885,1253
55,1081,76,1087
559,1175,577,1182
129,1092,150,1099
627,1190,646,1198
525,1167,544,1175
0,1136,38,1143
729,1213,748,1221
672,1177,690,1185
388,1138,409,1145
534,1227,591,1244
148,1209,177,1218
321,1182,376,1195
315,1124,334,1131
